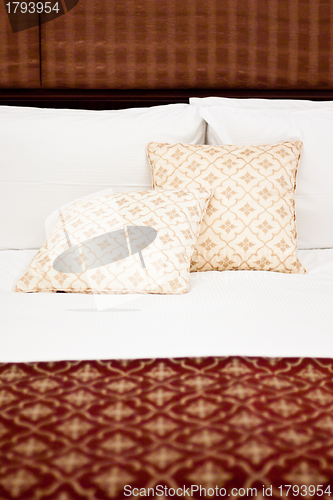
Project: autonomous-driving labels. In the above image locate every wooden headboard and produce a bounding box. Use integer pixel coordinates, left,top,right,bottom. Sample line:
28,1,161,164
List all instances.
0,89,333,110
0,0,332,107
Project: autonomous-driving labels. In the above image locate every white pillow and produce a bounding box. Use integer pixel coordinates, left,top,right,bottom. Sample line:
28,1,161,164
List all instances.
190,97,332,108
190,99,333,250
0,104,205,250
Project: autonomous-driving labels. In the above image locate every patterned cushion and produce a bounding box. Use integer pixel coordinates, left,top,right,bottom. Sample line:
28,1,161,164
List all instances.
147,141,306,274
15,189,212,294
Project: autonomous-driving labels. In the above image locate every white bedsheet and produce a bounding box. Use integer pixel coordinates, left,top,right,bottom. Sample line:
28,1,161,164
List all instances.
0,249,332,362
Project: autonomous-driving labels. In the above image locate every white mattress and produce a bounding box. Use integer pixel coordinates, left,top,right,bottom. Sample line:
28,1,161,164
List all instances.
1,249,332,362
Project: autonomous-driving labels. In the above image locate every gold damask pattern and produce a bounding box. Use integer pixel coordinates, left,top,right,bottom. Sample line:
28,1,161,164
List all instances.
15,189,212,294
148,141,306,274
0,357,333,499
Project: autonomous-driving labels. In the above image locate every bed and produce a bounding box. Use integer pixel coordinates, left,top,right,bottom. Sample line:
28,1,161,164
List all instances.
1,0,333,496
0,96,333,500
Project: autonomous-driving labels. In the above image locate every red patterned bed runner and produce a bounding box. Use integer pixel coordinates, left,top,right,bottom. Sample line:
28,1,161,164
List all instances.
0,357,333,499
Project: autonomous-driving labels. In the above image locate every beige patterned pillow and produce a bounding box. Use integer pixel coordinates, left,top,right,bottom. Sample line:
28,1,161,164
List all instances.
15,189,212,294
147,141,306,274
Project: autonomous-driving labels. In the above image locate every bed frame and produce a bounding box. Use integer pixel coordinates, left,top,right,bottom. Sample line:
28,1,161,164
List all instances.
0,89,332,110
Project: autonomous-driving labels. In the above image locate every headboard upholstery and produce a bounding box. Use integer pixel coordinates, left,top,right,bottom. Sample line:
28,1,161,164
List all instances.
0,3,39,88
1,0,333,90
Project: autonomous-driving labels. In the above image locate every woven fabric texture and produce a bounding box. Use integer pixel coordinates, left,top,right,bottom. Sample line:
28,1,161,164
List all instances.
40,0,333,89
0,2,40,88
1,0,333,89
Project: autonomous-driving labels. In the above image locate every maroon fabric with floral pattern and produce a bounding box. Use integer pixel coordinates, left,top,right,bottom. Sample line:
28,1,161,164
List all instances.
0,357,333,499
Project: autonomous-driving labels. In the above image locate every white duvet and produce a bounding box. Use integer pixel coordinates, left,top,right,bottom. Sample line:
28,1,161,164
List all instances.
0,249,332,362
